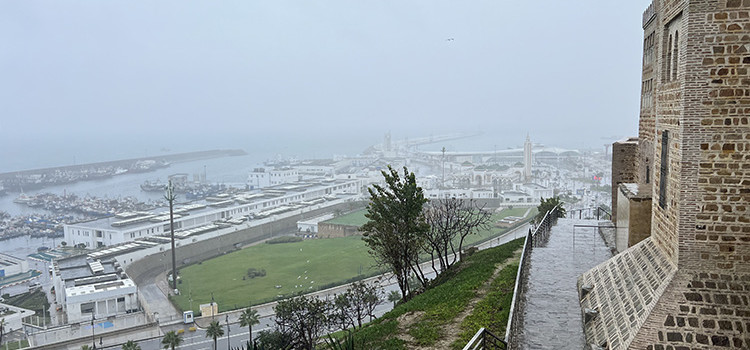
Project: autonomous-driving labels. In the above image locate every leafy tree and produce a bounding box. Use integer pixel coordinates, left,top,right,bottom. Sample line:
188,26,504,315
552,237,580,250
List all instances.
122,340,142,350
0,318,4,346
81,346,91,350
361,166,429,301
535,196,566,224
162,331,182,350
238,308,260,346
255,330,292,350
274,294,328,350
330,281,383,331
206,320,225,350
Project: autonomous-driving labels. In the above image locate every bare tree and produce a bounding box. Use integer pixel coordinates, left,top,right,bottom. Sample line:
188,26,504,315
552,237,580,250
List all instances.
423,198,493,274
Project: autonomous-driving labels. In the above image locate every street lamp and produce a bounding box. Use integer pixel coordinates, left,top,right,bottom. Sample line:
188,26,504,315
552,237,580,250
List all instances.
165,180,178,292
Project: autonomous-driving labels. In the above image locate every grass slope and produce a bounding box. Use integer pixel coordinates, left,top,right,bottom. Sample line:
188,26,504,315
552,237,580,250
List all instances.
351,238,524,349
452,263,518,348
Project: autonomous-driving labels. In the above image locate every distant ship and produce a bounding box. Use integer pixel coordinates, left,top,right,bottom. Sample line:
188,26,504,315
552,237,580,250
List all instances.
140,180,165,192
13,192,34,204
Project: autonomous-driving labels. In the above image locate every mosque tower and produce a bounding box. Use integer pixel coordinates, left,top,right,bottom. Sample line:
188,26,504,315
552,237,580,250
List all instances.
523,134,532,182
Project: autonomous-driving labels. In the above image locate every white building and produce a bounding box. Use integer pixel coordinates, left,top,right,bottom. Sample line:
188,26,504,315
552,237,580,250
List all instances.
65,178,362,248
516,183,554,200
499,190,535,204
247,168,299,189
51,256,138,323
0,303,34,334
0,253,28,277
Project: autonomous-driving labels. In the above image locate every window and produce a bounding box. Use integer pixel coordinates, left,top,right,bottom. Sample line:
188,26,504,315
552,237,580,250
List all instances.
643,31,655,65
659,131,669,208
666,34,673,82
672,31,679,80
81,302,95,314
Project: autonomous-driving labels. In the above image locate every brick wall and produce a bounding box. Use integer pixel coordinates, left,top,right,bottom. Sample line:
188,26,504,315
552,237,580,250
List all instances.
612,138,640,223
580,1,750,348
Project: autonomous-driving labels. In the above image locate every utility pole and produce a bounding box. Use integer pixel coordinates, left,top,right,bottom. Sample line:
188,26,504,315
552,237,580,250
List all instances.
441,147,446,189
91,315,96,350
225,314,230,350
165,180,178,292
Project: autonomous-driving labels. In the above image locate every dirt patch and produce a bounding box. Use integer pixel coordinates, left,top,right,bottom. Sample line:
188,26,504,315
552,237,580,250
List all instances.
396,311,426,343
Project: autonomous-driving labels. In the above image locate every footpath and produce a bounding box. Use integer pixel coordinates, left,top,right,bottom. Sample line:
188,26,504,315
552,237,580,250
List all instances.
519,219,612,350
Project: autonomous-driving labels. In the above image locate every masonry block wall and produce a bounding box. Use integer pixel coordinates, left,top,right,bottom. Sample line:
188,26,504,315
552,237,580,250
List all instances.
612,138,640,223
580,0,750,348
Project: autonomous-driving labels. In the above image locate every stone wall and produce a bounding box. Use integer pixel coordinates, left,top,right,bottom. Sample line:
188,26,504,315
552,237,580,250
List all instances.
689,0,750,274
579,238,676,349
317,223,361,238
611,138,640,223
580,0,750,348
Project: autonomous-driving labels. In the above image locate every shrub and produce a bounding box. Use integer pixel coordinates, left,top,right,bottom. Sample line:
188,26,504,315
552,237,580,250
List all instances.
246,268,267,279
266,236,303,244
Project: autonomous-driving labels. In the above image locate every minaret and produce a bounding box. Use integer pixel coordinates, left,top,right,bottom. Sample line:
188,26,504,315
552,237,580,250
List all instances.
523,134,532,182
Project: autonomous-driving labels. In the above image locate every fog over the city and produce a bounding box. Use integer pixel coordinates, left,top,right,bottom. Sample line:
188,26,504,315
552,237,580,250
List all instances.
1,1,649,171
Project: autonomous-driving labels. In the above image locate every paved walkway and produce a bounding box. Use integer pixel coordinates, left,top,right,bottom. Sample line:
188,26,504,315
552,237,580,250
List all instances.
519,219,612,350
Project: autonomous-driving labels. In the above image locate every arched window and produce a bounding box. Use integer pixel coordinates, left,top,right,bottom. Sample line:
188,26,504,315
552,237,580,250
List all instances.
666,35,673,82
659,131,669,209
672,31,679,80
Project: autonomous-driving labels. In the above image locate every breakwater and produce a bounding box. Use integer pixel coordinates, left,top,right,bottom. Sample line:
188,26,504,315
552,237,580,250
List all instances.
0,149,247,192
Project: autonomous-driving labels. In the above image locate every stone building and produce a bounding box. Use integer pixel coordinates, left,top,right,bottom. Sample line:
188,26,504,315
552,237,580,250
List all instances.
579,0,750,349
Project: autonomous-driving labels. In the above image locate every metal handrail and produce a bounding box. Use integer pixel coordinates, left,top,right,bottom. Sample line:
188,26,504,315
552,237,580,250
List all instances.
463,327,507,350
502,204,560,348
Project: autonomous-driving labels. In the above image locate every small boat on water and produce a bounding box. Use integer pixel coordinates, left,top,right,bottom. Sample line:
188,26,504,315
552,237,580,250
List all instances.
13,193,34,204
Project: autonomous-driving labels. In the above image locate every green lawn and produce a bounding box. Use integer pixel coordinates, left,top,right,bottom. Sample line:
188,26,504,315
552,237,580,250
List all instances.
323,210,368,227
4,290,50,325
172,207,534,314
173,236,379,313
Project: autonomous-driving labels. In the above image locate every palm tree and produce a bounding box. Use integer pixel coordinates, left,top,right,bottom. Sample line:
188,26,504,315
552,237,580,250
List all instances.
238,308,260,346
205,320,225,350
122,340,142,350
162,331,183,350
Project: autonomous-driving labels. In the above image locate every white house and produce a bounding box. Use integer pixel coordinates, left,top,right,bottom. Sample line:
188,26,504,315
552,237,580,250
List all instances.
51,255,138,323
247,168,299,189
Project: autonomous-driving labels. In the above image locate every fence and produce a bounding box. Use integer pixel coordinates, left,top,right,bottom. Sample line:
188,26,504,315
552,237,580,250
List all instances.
567,206,611,221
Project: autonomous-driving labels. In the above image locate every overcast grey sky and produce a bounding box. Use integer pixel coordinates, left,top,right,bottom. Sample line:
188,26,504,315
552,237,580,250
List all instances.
0,1,651,166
